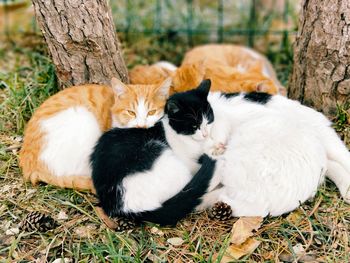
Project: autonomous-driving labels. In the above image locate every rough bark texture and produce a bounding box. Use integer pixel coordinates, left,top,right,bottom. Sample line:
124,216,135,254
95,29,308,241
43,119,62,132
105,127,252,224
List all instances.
32,0,129,88
289,0,350,117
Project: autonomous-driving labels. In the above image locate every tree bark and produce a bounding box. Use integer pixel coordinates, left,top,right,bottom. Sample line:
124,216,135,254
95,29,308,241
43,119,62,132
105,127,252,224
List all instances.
289,0,350,118
32,0,129,88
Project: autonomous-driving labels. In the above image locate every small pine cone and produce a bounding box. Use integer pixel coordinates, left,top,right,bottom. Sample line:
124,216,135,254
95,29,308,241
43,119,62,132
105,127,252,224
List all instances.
209,202,233,221
19,211,58,232
113,217,136,232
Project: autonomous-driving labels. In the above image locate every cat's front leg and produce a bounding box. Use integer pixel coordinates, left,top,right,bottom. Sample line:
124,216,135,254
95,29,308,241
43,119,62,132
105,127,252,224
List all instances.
206,121,230,157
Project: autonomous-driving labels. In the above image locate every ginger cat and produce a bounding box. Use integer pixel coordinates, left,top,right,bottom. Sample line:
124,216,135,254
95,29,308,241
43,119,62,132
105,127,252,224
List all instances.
129,44,284,95
181,44,284,94
19,78,171,191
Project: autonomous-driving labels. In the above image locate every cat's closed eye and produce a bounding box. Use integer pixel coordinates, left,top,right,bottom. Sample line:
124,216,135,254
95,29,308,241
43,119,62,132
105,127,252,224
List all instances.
127,110,136,117
148,110,157,116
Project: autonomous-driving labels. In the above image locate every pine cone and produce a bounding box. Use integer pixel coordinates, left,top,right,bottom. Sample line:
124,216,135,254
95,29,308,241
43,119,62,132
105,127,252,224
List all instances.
113,217,136,232
19,211,58,232
209,202,233,221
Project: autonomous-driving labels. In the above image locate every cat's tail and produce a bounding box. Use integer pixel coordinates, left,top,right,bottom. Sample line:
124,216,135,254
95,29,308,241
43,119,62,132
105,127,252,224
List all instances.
133,154,216,226
323,127,350,203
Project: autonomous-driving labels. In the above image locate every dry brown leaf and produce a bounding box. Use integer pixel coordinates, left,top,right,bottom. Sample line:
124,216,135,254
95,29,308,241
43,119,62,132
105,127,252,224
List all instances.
230,217,263,245
167,237,184,246
225,238,261,261
286,211,303,225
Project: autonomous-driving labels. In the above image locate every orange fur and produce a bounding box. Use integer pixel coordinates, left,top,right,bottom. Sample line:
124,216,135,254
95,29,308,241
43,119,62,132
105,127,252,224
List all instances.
129,44,283,95
181,44,283,94
129,64,172,85
19,81,169,191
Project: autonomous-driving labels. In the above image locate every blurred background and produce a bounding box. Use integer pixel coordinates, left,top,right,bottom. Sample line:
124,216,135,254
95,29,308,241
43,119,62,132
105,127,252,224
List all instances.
0,0,301,133
0,0,300,79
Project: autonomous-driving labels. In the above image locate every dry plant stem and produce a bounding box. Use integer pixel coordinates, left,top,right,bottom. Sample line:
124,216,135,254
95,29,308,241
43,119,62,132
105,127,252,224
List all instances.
289,0,350,118
31,0,129,88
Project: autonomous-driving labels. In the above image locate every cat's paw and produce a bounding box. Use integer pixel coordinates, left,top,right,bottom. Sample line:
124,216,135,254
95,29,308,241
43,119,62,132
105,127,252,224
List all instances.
211,142,227,156
204,138,227,159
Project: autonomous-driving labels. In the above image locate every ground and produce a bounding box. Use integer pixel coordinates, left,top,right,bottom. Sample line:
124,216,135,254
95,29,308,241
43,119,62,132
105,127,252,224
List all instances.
1,31,350,262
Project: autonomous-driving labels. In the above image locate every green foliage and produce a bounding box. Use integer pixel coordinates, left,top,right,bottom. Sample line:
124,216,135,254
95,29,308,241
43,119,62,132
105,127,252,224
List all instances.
0,49,58,134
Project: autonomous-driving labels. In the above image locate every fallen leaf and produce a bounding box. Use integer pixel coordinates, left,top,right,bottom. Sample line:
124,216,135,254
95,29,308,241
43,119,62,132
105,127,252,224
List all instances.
6,227,19,236
57,210,68,221
224,238,261,261
292,243,305,255
150,226,164,236
167,237,184,246
74,224,97,238
230,217,263,245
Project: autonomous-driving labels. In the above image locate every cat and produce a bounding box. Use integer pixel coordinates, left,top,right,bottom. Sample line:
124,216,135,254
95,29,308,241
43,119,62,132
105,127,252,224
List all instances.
19,78,171,191
129,44,282,95
91,81,216,226
162,81,350,217
181,43,284,94
92,79,350,226
129,61,177,86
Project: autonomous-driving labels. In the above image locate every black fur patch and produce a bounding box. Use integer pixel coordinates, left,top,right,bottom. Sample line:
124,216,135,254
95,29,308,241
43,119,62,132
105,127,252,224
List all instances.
165,79,214,135
244,92,272,104
221,92,240,99
91,122,167,217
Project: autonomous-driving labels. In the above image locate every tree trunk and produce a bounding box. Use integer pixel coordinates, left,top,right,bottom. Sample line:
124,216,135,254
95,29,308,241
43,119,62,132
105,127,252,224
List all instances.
31,0,129,88
289,0,350,118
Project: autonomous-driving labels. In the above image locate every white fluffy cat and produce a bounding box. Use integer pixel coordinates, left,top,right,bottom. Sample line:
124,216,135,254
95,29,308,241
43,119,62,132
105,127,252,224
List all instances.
164,83,350,217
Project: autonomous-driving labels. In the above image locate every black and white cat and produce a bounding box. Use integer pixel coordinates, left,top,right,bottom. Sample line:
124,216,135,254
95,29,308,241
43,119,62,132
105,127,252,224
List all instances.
163,81,350,217
91,81,216,226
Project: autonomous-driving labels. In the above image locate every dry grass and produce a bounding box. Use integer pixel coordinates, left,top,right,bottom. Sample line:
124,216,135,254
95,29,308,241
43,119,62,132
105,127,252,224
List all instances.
1,39,350,262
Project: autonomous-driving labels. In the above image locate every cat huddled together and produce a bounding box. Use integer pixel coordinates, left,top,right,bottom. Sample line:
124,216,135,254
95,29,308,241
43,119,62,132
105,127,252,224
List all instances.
19,44,350,228
20,44,282,191
91,80,350,226
129,44,285,95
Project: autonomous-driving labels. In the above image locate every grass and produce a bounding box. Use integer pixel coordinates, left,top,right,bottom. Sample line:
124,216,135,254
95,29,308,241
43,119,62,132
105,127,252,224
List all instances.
1,7,350,262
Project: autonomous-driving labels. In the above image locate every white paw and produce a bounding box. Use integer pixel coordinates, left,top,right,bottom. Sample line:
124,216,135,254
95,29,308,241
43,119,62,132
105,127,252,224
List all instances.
211,143,227,156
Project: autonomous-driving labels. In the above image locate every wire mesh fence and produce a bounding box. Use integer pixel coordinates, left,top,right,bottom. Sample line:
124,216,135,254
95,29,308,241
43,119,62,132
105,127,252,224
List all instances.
1,0,298,47
0,0,298,83
109,0,298,49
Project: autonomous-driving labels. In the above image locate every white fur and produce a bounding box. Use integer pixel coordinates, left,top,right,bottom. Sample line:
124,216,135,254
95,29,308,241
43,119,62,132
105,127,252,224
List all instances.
40,107,101,177
122,148,192,213
163,118,204,173
154,61,178,71
242,47,273,78
194,93,350,216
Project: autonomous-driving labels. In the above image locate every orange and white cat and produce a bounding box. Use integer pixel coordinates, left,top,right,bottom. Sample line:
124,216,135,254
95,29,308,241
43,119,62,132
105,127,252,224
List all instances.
129,44,284,95
19,78,171,191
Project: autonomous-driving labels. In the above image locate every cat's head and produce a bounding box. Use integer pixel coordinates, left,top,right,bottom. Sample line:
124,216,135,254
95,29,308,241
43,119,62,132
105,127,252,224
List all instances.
165,79,214,141
110,77,172,128
171,62,205,93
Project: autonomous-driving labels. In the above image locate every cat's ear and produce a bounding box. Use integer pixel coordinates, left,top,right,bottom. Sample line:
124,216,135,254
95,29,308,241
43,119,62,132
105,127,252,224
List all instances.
156,77,172,98
197,79,211,97
166,100,180,114
111,77,128,96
